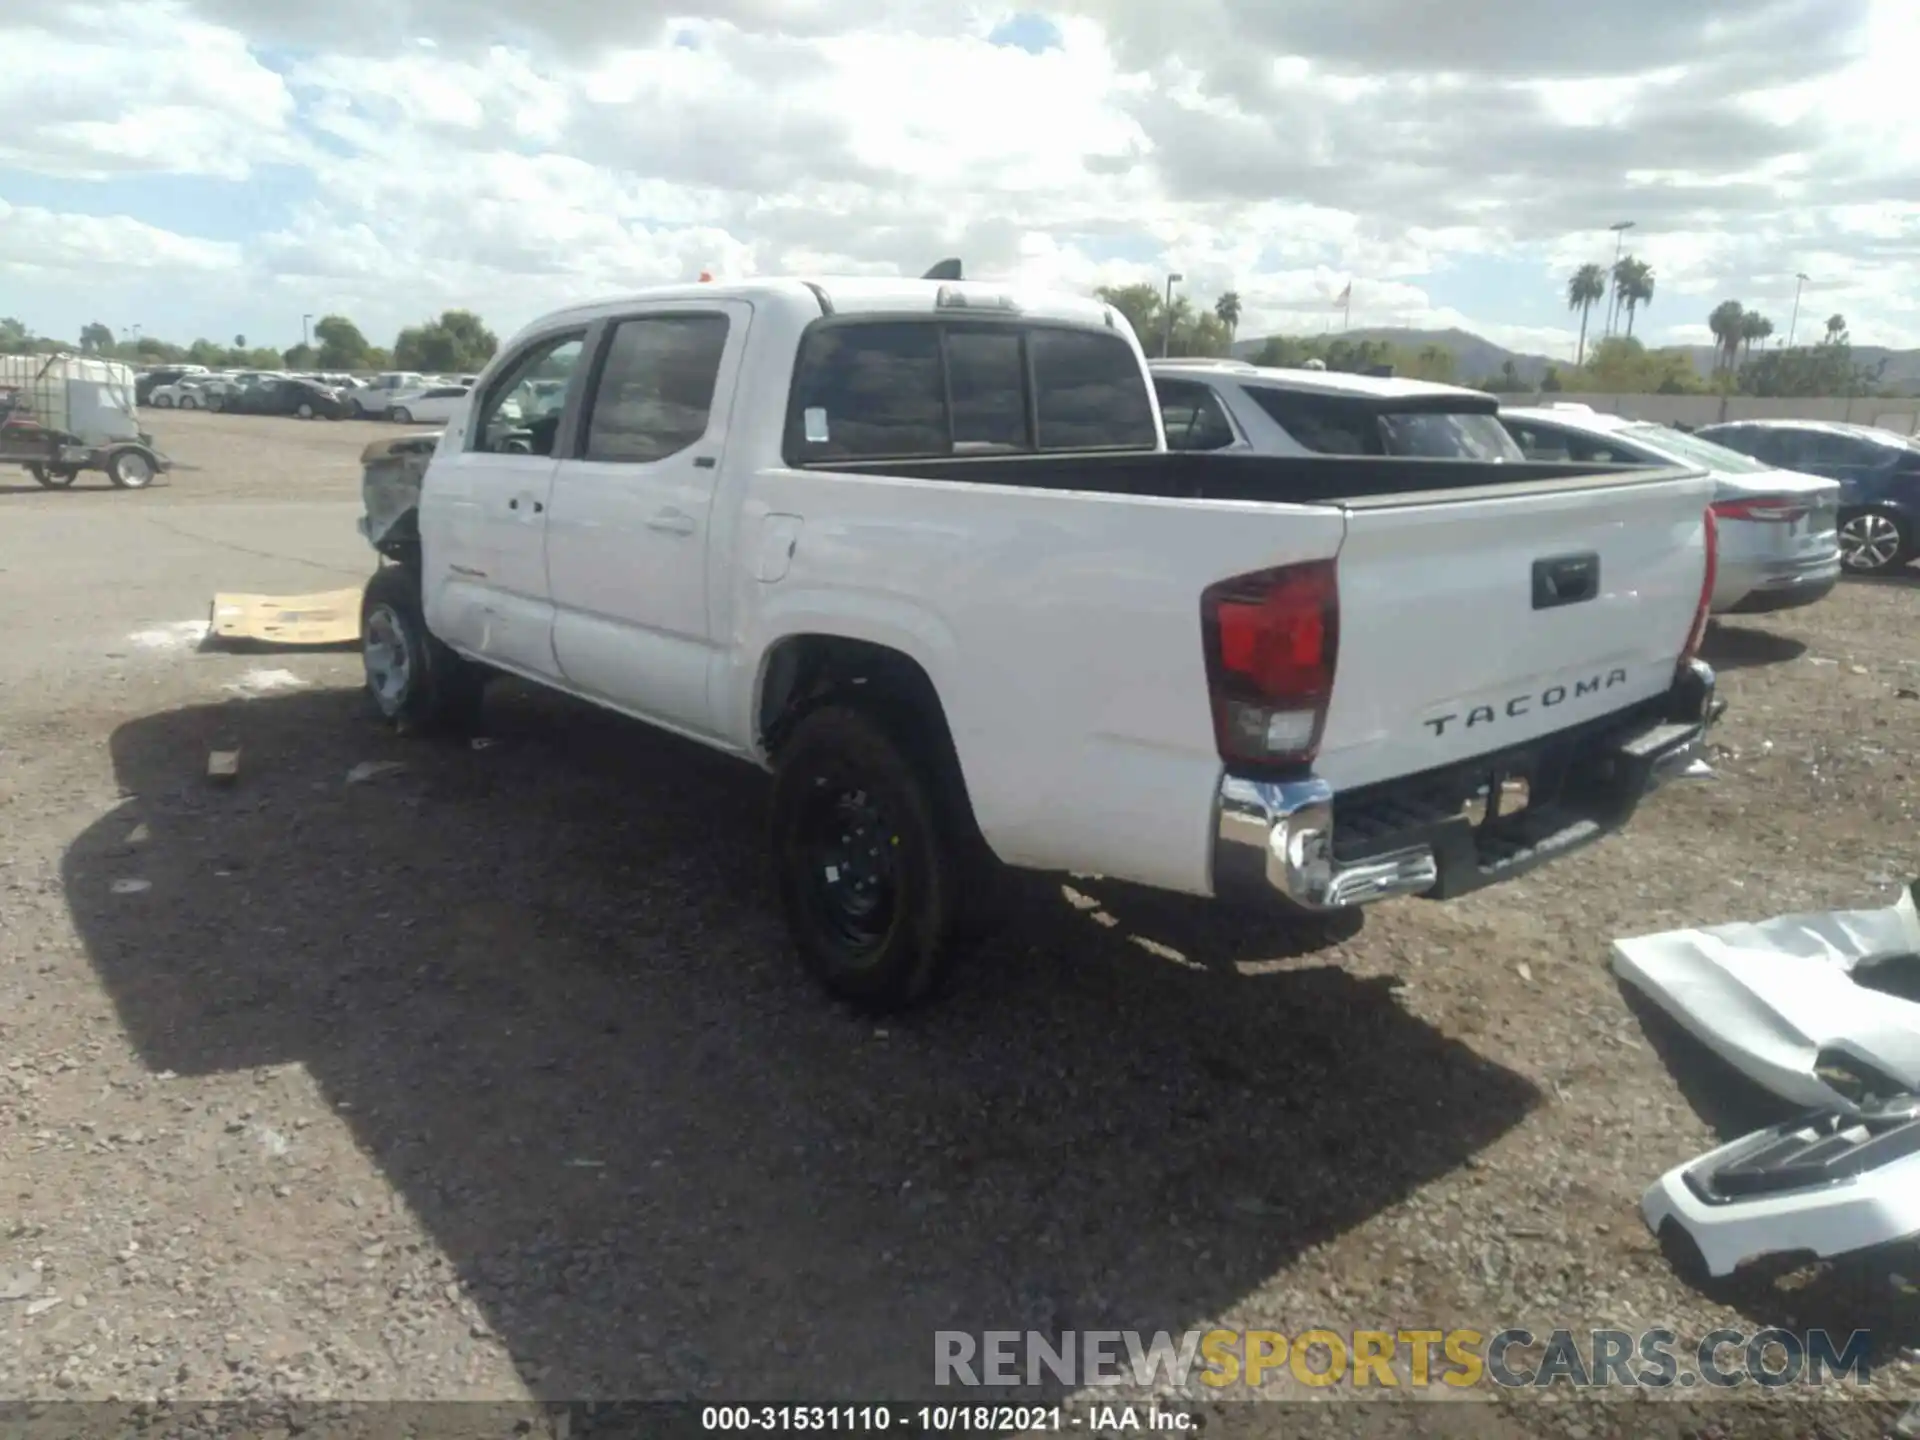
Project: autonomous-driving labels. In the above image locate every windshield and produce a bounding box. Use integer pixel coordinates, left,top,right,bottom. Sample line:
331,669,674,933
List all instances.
1621,424,1772,474
1378,411,1523,461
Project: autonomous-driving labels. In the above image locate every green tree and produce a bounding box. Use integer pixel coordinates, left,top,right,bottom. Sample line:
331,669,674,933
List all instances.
1611,256,1655,337
1824,313,1847,344
1738,310,1773,363
0,316,28,353
79,322,115,353
1581,335,1700,394
392,310,499,372
1213,290,1242,345
1707,299,1745,374
1095,283,1166,349
1540,367,1563,392
283,342,317,369
313,314,372,371
233,334,247,350
1565,264,1606,369
1404,344,1456,383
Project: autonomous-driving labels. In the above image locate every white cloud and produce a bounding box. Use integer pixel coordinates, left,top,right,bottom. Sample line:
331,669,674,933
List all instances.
1,0,1918,357
0,200,239,273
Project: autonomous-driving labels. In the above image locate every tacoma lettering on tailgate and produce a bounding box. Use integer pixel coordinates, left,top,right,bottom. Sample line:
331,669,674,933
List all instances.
1424,667,1630,737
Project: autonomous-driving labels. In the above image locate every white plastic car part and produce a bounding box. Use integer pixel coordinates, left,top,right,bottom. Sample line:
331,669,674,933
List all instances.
1611,882,1920,1115
1641,1099,1920,1277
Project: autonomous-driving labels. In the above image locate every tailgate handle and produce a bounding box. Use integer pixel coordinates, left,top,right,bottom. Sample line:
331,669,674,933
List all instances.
1532,552,1600,609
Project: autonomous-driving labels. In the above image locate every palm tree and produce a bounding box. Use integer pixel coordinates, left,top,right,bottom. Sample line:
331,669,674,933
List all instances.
1824,314,1847,344
1612,256,1655,337
1707,300,1745,373
1213,291,1241,346
1565,264,1606,368
1739,312,1773,361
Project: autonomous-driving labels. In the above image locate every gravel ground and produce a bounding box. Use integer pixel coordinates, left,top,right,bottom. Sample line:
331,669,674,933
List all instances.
1,412,1917,1438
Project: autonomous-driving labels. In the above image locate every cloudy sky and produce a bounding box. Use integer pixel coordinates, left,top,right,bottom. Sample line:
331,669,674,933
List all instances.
2,0,1916,359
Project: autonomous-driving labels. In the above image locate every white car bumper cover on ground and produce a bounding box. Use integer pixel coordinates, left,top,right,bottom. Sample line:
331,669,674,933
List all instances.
1614,882,1920,1276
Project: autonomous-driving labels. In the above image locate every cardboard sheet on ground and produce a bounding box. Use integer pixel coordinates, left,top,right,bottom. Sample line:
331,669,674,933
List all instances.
208,587,363,648
1611,881,1920,1115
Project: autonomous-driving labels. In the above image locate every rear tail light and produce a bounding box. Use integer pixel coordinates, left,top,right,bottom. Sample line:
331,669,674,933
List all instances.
1201,560,1339,767
1679,506,1717,669
1712,496,1808,524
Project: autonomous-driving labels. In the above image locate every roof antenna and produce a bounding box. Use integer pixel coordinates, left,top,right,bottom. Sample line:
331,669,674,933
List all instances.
922,258,963,281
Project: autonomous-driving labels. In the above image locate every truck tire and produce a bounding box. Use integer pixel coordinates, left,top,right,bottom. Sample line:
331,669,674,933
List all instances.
360,564,485,736
769,704,961,1011
29,463,78,488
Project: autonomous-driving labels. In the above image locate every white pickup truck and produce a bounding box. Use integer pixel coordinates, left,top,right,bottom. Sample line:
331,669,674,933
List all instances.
357,275,1724,1009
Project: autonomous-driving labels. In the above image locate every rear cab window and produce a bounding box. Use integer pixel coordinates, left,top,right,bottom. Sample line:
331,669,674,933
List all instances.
785,319,1158,463
1247,387,1523,461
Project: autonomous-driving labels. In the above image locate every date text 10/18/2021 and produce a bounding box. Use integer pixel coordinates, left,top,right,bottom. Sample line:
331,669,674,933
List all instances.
700,1405,1192,1432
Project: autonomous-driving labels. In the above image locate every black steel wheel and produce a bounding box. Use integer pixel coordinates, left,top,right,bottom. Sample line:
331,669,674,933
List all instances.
29,463,78,488
770,705,959,1010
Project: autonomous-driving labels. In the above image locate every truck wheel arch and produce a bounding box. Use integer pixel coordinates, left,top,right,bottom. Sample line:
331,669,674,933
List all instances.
756,633,1010,936
755,635,985,832
758,635,953,763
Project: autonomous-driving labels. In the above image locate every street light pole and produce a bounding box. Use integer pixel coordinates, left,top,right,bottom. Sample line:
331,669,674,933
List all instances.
303,313,314,350
1161,273,1183,358
1786,273,1809,348
1602,220,1635,338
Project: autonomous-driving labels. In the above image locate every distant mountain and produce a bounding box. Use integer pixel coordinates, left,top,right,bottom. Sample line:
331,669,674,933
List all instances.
1232,327,1920,394
1231,326,1561,383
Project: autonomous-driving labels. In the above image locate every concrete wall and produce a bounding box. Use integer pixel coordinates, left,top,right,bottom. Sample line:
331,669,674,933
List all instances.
1533,393,1920,435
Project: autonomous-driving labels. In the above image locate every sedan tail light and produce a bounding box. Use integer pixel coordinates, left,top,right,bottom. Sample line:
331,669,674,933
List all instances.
1711,496,1808,524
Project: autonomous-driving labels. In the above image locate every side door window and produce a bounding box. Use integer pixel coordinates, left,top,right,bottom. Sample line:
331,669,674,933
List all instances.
472,332,586,455
579,314,731,462
1507,423,1572,460
1153,378,1239,451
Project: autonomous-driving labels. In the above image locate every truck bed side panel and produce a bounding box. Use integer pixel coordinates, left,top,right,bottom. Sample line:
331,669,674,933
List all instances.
730,472,1347,894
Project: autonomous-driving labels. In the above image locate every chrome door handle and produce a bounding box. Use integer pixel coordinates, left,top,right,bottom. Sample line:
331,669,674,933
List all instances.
647,509,697,536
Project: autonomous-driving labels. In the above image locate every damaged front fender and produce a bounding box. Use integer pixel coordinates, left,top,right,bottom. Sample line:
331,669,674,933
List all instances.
358,432,440,558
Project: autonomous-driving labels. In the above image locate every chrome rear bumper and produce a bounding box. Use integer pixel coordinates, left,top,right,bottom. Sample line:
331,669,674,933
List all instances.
1212,660,1721,913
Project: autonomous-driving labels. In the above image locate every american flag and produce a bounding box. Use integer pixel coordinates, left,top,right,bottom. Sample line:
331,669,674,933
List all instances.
1334,282,1352,307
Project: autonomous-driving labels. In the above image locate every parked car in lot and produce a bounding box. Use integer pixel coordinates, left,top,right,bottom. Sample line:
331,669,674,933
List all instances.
222,377,349,420
135,364,209,406
1150,358,1526,459
345,372,427,419
148,376,216,408
1694,419,1920,574
1501,405,1841,614
383,384,470,425
355,275,1721,1010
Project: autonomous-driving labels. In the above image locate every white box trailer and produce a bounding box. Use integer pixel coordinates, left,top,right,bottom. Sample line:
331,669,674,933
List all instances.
0,352,171,489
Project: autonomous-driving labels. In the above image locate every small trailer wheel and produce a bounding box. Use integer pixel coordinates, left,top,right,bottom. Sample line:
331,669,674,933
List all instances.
29,463,78,488
106,449,156,489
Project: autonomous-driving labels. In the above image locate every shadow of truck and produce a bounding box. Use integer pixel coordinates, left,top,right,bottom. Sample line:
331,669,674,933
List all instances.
63,683,1539,1402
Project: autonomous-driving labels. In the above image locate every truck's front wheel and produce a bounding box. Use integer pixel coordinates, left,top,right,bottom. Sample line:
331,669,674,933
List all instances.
770,705,959,1011
360,564,485,736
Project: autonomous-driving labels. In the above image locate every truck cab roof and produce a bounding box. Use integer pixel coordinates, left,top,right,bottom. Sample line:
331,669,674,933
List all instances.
528,277,1120,334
